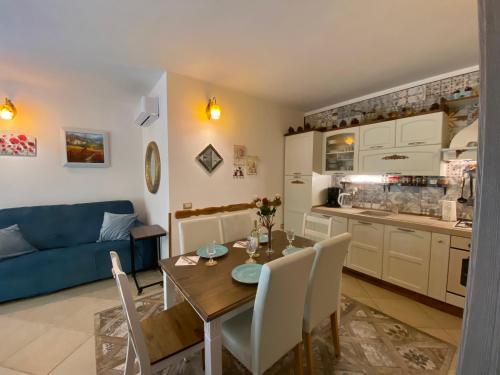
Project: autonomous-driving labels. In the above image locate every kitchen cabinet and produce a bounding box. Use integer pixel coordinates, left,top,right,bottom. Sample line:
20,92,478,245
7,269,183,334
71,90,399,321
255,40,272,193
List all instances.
330,215,348,236
284,131,322,175
323,128,359,175
428,233,451,302
358,144,443,175
395,112,448,147
359,121,396,150
347,219,384,278
382,225,431,294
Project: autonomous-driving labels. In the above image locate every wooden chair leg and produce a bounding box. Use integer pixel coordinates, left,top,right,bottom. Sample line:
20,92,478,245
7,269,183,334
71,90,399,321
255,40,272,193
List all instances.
303,332,314,375
201,348,205,370
294,342,304,375
330,311,341,358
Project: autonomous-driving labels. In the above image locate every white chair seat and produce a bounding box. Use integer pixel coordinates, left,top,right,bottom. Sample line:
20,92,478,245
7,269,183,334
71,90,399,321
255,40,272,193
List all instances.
222,308,253,368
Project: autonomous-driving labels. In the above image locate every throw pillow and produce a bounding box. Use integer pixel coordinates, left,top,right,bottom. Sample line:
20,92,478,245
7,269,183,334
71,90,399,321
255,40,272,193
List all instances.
97,212,138,242
0,224,38,261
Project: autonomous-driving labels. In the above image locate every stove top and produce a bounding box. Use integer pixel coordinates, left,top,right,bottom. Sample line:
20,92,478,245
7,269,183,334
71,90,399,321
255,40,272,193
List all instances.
455,219,473,228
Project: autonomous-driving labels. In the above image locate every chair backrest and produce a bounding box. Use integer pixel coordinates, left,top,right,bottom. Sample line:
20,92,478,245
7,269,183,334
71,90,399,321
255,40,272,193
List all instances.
302,213,332,242
178,216,224,254
303,233,351,333
110,251,151,373
251,248,315,374
220,211,253,243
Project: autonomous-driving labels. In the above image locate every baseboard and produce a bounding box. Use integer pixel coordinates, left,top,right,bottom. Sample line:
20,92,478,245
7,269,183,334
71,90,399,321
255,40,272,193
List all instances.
343,268,464,317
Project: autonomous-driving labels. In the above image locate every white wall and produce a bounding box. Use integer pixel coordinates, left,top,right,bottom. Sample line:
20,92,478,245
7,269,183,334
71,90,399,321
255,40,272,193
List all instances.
167,73,304,254
142,72,169,256
0,73,147,218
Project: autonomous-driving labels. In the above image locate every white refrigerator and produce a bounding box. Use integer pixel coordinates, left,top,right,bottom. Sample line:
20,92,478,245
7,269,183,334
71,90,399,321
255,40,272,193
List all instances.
283,131,330,234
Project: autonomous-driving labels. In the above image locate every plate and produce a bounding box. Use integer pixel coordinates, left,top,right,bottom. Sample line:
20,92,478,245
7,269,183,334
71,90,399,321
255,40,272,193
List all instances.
232,264,263,284
282,247,303,256
196,244,229,259
246,234,268,244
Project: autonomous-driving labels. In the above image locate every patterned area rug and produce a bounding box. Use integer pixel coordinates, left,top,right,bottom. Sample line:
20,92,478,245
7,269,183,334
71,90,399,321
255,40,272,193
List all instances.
95,293,455,374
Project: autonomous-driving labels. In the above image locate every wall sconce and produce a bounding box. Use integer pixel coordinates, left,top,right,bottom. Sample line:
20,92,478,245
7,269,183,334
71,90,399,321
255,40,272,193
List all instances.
0,98,17,120
206,97,221,120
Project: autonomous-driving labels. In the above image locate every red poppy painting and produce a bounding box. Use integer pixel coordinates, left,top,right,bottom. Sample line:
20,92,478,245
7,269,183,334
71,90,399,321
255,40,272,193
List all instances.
0,133,37,157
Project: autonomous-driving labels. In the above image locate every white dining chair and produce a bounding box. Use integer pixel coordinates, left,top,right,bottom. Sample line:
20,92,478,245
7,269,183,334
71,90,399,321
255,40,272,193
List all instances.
178,216,224,254
222,248,316,375
110,251,204,375
220,211,253,243
302,233,351,374
302,213,333,241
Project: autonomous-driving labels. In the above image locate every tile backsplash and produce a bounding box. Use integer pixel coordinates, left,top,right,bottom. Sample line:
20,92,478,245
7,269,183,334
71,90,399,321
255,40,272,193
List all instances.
333,161,476,220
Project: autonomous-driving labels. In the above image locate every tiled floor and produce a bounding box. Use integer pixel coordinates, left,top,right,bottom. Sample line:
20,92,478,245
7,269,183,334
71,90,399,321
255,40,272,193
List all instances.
0,271,462,374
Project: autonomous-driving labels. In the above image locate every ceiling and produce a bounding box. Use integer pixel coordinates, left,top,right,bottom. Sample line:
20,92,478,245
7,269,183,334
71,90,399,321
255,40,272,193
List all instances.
0,0,479,111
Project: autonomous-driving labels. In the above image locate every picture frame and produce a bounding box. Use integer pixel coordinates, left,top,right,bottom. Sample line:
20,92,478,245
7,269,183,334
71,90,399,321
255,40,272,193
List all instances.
61,128,110,168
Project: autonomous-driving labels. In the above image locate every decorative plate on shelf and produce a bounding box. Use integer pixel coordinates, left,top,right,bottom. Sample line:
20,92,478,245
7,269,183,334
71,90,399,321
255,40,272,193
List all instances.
196,244,229,259
232,264,263,284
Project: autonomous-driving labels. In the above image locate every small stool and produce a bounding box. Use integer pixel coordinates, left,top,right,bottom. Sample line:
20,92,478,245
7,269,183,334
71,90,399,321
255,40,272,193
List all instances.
129,225,167,294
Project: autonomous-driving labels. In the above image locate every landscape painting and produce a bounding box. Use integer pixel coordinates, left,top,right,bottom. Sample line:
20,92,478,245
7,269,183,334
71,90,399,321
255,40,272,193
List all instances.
61,128,110,167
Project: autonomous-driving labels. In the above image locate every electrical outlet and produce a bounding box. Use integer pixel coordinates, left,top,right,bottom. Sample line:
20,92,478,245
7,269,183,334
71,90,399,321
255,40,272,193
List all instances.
183,202,192,209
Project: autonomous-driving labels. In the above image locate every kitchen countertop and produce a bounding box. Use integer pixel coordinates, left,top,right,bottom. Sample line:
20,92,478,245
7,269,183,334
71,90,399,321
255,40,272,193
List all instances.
312,206,472,238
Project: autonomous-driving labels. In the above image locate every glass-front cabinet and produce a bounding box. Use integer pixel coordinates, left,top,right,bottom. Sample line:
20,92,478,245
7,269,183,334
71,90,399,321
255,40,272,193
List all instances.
323,127,359,174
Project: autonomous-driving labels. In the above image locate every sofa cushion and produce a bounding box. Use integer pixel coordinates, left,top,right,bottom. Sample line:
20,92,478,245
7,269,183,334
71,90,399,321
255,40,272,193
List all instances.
0,201,134,250
97,212,138,242
0,224,38,261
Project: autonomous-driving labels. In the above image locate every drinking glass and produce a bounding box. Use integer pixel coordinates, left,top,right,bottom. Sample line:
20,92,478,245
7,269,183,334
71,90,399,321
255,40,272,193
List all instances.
286,229,295,248
206,240,218,266
246,236,258,264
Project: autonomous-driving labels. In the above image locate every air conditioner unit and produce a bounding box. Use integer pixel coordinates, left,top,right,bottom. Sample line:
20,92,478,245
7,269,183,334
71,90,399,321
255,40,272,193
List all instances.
135,96,159,127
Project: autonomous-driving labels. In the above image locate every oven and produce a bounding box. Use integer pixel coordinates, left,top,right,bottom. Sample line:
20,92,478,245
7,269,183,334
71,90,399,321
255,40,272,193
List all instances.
447,236,471,298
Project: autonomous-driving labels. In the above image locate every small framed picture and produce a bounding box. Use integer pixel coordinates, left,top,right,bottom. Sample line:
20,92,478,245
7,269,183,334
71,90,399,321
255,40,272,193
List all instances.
61,128,110,167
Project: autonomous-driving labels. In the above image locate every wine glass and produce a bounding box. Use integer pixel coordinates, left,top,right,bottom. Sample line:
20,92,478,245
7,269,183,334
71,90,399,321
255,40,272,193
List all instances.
246,236,258,264
286,229,295,249
206,240,218,266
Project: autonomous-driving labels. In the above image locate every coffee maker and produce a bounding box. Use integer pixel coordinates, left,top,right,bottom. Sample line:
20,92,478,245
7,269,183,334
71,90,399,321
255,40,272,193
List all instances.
326,187,342,207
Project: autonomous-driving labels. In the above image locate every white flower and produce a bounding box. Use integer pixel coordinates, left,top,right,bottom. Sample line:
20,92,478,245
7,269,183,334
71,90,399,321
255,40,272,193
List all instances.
274,193,281,200
256,201,263,208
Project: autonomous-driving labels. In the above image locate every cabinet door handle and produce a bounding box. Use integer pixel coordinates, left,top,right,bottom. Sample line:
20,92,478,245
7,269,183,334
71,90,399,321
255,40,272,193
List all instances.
358,221,372,225
437,240,444,244
382,154,409,160
369,145,383,149
397,227,415,233
291,180,304,184
408,141,425,145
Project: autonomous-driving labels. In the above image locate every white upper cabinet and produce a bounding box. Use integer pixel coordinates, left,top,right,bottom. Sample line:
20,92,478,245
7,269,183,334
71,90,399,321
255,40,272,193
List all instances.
285,132,322,175
359,121,396,150
323,127,359,175
395,112,448,147
382,225,431,294
358,144,444,175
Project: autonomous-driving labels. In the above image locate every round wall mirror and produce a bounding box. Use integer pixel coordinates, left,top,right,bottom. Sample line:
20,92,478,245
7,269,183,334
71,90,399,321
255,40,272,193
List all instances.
145,141,161,194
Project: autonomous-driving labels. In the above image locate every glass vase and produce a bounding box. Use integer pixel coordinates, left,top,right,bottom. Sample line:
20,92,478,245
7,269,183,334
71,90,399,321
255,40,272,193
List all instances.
265,223,274,254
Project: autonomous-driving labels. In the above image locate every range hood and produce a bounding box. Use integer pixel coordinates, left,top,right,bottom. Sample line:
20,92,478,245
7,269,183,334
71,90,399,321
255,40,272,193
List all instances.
442,120,478,161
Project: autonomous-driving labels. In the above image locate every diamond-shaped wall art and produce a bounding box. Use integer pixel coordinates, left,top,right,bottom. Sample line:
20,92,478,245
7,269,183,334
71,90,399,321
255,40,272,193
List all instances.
196,144,223,174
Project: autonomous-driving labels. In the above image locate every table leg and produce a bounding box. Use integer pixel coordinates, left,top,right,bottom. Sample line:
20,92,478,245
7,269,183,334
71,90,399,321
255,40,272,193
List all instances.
130,235,142,294
204,319,223,375
162,271,177,310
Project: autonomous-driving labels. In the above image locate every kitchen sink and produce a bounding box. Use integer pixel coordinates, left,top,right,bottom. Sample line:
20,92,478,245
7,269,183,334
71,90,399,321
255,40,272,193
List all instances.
359,210,392,217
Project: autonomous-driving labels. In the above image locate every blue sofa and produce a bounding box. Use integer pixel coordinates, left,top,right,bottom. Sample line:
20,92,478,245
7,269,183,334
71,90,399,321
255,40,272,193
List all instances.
0,200,156,302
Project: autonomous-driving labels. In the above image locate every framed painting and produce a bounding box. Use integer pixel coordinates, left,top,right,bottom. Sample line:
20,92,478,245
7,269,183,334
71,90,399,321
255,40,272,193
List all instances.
61,128,110,167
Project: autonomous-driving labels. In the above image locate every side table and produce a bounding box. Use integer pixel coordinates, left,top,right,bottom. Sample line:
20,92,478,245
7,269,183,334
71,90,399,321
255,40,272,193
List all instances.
129,224,167,294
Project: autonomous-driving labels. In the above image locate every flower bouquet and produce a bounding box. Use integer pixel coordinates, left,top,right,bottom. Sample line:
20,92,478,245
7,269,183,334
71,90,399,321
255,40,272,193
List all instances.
253,194,281,254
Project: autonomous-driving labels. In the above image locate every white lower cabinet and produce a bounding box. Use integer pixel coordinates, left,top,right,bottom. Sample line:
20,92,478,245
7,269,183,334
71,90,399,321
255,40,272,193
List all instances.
331,215,348,236
347,219,384,278
382,225,431,294
428,233,451,301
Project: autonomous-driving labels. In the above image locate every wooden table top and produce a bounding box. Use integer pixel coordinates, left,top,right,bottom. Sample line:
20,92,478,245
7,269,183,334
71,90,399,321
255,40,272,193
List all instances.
130,224,167,240
159,230,314,321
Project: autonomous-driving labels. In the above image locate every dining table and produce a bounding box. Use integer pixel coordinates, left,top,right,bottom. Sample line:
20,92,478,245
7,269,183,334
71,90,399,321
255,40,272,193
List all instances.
159,230,315,375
